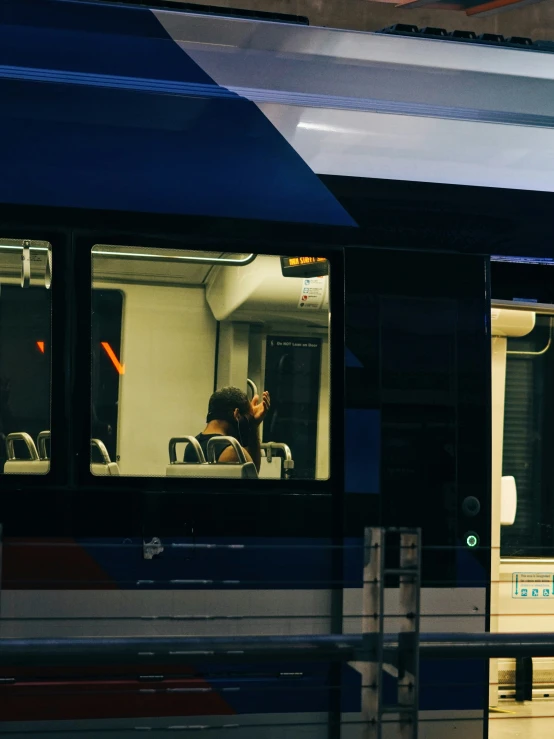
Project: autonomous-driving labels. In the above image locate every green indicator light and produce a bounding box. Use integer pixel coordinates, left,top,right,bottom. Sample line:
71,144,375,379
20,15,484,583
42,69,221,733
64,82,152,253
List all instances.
466,534,479,548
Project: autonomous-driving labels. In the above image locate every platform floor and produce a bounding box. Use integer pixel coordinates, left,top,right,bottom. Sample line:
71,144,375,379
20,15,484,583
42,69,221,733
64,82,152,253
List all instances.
490,702,554,738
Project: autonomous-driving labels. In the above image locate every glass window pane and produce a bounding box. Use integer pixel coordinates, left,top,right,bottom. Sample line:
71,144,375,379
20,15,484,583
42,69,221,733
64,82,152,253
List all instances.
500,313,553,557
0,239,52,475
491,259,554,558
91,246,330,480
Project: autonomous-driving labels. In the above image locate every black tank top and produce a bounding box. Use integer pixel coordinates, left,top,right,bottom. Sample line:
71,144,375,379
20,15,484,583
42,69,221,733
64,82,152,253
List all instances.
183,433,233,463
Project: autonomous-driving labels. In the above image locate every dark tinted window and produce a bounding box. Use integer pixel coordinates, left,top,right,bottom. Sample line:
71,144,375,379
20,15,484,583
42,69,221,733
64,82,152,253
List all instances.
0,239,52,475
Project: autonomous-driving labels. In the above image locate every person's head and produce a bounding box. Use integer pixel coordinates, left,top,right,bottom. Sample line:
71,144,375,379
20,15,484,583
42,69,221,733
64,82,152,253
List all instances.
206,386,250,440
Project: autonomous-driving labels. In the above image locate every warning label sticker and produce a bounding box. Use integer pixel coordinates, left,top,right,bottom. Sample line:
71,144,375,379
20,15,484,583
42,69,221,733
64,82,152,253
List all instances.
298,277,325,310
512,573,554,599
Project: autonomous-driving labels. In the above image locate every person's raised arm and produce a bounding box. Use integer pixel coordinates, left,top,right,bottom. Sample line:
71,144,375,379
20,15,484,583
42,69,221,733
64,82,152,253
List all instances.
246,391,270,472
217,391,271,472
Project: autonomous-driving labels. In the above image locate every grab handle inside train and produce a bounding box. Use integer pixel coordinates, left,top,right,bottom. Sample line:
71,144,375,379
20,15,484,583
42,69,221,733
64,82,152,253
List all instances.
261,442,295,480
90,438,120,476
246,378,258,400
4,432,49,474
6,432,39,461
207,436,247,464
168,436,207,464
37,430,50,460
91,438,111,465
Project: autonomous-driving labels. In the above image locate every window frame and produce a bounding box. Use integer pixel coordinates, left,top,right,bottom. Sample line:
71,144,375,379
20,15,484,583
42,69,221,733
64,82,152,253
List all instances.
0,224,72,540
0,229,68,489
500,310,554,558
75,230,345,500
0,201,349,538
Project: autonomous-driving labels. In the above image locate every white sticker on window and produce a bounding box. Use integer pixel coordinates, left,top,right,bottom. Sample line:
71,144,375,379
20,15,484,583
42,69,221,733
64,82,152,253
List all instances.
298,277,324,310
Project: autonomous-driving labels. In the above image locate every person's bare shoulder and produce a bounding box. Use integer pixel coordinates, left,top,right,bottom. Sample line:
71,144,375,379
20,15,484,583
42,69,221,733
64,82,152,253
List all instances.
218,445,253,464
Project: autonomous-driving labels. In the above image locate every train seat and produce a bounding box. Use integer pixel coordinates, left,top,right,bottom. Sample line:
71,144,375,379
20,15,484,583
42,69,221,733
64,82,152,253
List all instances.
4,432,49,474
259,442,294,480
259,450,282,479
4,459,50,474
166,435,258,479
90,439,120,476
90,461,120,476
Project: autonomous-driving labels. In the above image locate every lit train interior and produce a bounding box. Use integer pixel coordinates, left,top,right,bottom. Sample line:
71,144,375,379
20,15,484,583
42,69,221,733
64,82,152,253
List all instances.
0,243,330,481
490,259,554,737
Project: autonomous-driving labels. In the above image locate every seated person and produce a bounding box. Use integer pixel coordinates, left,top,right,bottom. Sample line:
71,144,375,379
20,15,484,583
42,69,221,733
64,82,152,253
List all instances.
184,386,270,472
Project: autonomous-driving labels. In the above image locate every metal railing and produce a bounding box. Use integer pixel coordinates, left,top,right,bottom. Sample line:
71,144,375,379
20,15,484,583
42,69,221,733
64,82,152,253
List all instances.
3,631,554,665
3,528,554,735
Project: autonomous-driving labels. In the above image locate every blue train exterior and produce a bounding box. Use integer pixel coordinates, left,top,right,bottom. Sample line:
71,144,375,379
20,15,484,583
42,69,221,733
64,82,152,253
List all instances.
2,0,554,736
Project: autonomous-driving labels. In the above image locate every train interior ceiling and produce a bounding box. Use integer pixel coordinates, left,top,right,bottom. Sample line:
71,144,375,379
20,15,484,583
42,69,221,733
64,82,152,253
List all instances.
0,243,330,480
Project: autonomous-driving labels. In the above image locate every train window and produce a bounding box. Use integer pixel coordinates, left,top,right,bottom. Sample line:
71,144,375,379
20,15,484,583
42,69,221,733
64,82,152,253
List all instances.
499,312,554,557
92,289,124,465
0,239,52,475
91,246,330,480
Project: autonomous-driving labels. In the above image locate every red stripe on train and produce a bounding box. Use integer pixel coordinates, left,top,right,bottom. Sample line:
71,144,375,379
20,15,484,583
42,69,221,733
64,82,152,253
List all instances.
2,538,116,590
0,678,235,721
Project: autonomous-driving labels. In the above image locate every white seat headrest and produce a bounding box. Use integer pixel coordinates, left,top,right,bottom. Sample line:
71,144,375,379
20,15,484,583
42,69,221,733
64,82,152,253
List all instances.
4,459,50,475
4,432,48,474
166,462,258,479
91,462,120,476
501,475,517,526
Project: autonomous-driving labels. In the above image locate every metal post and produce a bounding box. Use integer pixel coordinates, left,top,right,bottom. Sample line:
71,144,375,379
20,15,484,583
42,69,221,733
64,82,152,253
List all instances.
6,632,554,666
515,656,533,702
362,527,384,739
369,528,421,739
396,530,421,739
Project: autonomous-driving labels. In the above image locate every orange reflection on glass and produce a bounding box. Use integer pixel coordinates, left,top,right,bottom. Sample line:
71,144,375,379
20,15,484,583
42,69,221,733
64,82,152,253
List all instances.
101,342,125,375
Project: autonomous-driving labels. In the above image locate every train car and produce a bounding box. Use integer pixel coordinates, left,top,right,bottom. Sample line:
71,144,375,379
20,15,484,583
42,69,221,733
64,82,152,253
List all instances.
490,261,554,722
1,0,554,737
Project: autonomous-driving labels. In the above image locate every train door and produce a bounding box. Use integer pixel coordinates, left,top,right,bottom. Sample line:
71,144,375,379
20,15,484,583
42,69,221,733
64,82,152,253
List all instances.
344,248,491,738
489,258,554,738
